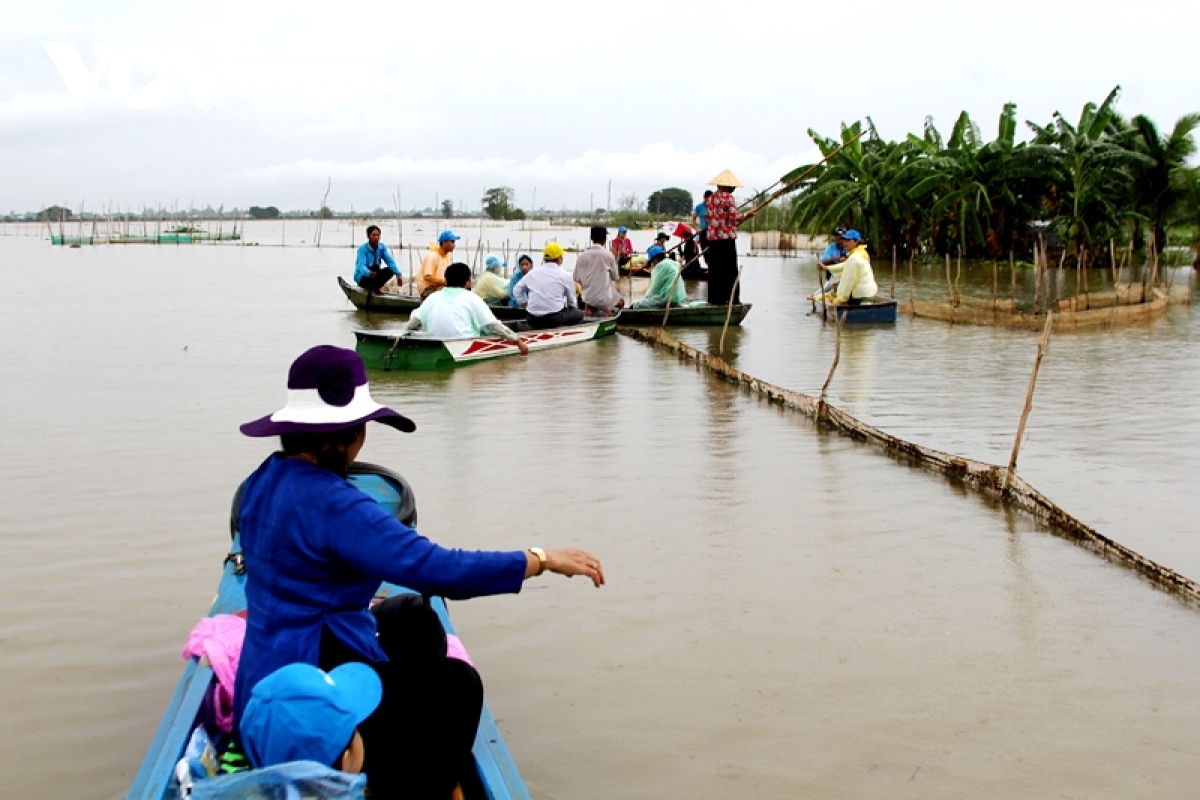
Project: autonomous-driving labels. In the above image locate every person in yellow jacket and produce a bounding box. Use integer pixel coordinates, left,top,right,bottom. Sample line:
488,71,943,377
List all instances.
831,229,877,304
416,230,459,297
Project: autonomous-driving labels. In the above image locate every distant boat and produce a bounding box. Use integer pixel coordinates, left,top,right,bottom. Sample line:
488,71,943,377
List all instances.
812,297,898,324
127,462,532,800
355,316,619,370
338,277,525,321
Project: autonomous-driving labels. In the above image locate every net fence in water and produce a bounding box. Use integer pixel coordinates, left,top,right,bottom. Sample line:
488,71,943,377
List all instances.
620,325,1200,606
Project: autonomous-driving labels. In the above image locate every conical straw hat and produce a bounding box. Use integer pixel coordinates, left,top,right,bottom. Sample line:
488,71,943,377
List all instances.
708,169,743,187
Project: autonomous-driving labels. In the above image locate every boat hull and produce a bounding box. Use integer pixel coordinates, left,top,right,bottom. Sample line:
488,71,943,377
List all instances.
813,298,898,324
355,316,619,371
338,277,525,321
616,303,752,326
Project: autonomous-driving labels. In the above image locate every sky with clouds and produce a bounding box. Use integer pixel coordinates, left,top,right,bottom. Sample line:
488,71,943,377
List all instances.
2,0,1197,214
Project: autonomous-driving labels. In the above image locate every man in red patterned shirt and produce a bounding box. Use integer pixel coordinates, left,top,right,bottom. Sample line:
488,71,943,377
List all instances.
703,169,747,305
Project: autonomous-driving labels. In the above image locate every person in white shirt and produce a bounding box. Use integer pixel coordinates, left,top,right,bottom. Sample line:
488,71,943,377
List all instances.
404,263,529,353
512,242,585,329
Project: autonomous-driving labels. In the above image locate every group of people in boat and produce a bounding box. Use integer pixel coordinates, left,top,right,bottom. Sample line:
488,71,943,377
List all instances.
194,344,606,798
812,227,879,305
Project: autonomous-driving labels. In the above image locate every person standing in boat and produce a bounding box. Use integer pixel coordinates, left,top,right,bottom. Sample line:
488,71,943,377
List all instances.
405,262,529,354
704,170,748,306
829,229,878,305
416,230,459,298
507,252,534,308
233,344,603,796
631,245,688,309
354,225,403,294
513,242,585,329
610,226,633,268
574,225,625,315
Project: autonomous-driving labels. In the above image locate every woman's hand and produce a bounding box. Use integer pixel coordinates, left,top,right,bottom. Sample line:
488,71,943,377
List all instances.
529,548,605,587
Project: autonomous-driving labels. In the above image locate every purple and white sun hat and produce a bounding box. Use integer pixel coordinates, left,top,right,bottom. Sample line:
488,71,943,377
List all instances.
240,345,415,437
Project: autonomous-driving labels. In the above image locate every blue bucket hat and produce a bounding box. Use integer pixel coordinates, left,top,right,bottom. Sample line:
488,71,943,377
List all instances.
240,662,383,769
617,226,628,234
437,230,460,244
840,229,862,242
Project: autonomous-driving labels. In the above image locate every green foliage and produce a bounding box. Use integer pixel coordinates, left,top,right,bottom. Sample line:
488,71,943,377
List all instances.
38,205,73,221
482,187,523,220
441,199,454,218
317,206,334,219
248,206,281,220
778,88,1199,261
647,187,693,216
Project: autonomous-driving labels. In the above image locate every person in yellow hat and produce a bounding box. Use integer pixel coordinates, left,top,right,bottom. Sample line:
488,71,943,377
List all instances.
511,242,586,328
704,170,747,305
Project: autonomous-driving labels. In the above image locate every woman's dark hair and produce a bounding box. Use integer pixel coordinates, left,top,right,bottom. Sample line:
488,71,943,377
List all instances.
280,424,365,475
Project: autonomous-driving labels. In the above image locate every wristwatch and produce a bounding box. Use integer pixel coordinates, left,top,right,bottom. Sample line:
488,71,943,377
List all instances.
528,547,547,576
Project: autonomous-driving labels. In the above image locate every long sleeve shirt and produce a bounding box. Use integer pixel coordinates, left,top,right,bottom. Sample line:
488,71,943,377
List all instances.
835,246,878,302
513,262,577,316
416,246,451,293
631,258,688,308
353,242,400,282
403,287,519,340
232,454,527,726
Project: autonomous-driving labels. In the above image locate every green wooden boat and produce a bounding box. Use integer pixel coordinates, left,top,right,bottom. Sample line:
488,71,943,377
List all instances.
616,303,751,326
355,316,619,371
338,277,525,321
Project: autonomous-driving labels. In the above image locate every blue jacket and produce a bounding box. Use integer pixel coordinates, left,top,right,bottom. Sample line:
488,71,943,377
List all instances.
232,454,527,725
353,241,400,282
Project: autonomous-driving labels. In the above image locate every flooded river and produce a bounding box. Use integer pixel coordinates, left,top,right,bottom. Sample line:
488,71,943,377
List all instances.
1,220,1198,798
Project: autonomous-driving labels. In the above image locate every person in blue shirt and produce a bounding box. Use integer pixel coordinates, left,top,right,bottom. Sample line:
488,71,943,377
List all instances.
692,190,713,268
819,227,848,273
235,345,605,796
353,225,402,294
507,252,534,307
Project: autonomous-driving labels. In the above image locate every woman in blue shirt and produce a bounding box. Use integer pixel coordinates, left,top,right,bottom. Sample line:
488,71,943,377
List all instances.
234,344,604,797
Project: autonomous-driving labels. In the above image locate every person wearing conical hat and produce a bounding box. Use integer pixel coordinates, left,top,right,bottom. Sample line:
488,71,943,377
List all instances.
703,170,748,306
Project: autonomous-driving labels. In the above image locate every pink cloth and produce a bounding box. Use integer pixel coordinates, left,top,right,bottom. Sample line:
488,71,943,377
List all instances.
182,614,246,733
445,633,474,667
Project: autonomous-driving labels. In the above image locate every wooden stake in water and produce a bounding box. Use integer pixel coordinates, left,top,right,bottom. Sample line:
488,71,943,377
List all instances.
719,267,744,357
891,246,897,299
819,312,846,412
1002,311,1053,493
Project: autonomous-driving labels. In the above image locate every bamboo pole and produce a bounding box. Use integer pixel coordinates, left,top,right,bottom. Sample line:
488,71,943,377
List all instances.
1002,311,1053,493
406,244,416,296
891,246,897,299
819,312,846,410
718,266,744,356
1010,250,1016,307
945,252,954,303
738,126,869,219
661,247,709,327
315,178,331,247
991,258,998,310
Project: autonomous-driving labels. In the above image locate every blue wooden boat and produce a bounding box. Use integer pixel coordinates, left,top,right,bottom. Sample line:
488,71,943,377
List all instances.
812,297,897,324
128,462,531,800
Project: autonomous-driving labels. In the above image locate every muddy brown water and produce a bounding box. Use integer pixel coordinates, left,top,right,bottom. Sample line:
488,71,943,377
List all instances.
1,221,1198,798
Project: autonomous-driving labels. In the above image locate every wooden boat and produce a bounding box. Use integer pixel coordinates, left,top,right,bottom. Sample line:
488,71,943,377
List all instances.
616,303,752,326
355,315,619,371
812,297,898,324
338,276,526,321
128,463,531,800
